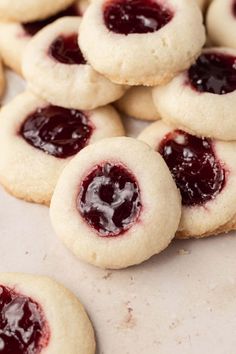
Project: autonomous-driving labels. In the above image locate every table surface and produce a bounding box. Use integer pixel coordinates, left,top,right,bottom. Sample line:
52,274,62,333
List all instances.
1,70,236,354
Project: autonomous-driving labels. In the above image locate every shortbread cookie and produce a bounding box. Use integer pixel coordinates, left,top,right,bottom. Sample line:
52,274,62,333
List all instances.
207,0,236,49
0,91,124,205
0,57,4,98
79,0,205,86
0,0,75,22
115,86,160,121
0,273,95,354
50,137,181,269
139,121,236,239
153,47,236,141
0,1,87,75
23,17,126,110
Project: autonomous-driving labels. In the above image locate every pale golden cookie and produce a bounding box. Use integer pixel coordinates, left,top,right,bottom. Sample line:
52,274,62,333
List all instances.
50,137,181,269
207,0,236,49
153,47,236,141
0,91,124,205
0,0,75,22
139,121,236,239
115,86,160,121
0,273,95,354
22,17,127,110
0,22,26,75
79,0,205,86
0,1,88,75
0,56,4,98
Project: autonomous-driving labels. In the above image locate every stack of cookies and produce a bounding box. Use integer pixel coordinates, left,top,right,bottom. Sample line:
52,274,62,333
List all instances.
0,0,235,351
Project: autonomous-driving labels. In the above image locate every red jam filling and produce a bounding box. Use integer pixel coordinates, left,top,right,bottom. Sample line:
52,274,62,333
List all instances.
0,285,49,354
188,52,236,95
48,33,86,65
22,5,80,36
20,105,93,159
103,0,173,35
158,130,225,206
232,0,236,17
77,162,142,236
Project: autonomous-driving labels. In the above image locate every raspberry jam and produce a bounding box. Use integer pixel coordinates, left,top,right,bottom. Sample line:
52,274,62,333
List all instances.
21,105,93,158
158,130,225,206
78,162,142,236
23,5,79,36
188,52,236,95
232,0,236,17
103,0,173,35
48,33,86,65
0,285,49,354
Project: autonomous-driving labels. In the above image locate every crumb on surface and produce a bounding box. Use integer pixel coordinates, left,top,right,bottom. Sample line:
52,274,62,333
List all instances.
178,248,191,255
102,271,112,280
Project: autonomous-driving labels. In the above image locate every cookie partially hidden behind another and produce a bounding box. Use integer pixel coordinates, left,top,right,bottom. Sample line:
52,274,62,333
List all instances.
139,120,236,239
115,86,160,121
0,0,75,22
22,17,127,110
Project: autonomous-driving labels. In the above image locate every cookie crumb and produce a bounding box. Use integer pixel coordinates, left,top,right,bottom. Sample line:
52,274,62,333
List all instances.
102,271,112,280
118,302,137,329
178,248,190,255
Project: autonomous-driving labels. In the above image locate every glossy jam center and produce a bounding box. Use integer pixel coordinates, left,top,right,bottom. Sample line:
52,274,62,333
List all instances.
78,162,142,236
188,52,236,95
21,105,93,158
103,0,173,35
0,285,49,354
232,0,236,17
158,130,225,206
23,5,79,36
48,33,86,65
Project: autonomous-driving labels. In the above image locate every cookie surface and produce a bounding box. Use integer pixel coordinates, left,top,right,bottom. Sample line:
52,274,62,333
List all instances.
0,56,4,98
139,120,236,238
23,17,126,110
0,272,95,354
0,0,75,22
0,22,27,75
50,137,181,269
115,86,160,121
207,0,236,49
79,0,205,86
0,1,86,75
0,91,124,205
153,47,236,141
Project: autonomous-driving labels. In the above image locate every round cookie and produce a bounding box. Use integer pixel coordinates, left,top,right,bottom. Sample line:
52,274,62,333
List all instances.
0,0,75,22
207,0,236,49
0,91,124,205
153,47,236,141
79,0,205,86
0,272,95,354
0,1,87,75
50,137,181,269
139,120,236,239
115,86,160,121
23,17,126,110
